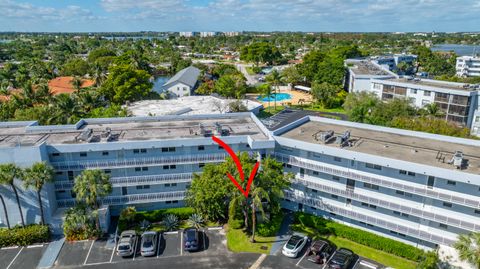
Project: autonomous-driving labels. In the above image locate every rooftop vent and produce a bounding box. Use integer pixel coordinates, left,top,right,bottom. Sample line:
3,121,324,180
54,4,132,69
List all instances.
199,123,205,136
316,130,335,143
214,122,222,136
413,78,421,82
78,128,92,142
448,151,464,169
335,130,351,148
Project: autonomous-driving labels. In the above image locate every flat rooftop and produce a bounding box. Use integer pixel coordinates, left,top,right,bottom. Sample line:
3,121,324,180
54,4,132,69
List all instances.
346,60,394,76
386,78,478,91
0,114,269,147
279,118,480,173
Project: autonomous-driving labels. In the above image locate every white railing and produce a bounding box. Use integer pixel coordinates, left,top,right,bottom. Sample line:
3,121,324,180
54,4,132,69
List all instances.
57,191,185,208
295,177,480,232
284,190,456,246
51,153,228,170
54,173,196,190
275,153,480,209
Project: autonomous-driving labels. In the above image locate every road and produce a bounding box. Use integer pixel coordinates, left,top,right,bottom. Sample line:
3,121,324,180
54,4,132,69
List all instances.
235,63,258,85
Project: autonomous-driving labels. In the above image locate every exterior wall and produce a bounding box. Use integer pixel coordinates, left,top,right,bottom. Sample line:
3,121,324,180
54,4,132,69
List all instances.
457,57,480,77
165,82,192,98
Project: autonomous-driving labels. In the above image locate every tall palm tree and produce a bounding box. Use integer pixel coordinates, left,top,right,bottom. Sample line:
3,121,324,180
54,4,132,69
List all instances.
0,164,25,226
250,186,269,243
23,162,55,225
0,193,10,228
453,232,480,269
73,170,112,229
266,69,282,110
229,193,248,229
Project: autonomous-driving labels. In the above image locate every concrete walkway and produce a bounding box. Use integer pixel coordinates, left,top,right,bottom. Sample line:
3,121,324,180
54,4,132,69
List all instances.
270,211,294,255
37,237,65,269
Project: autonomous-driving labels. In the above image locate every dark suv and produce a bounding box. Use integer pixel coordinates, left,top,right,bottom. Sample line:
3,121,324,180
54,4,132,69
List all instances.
327,248,355,269
183,228,200,251
307,240,335,264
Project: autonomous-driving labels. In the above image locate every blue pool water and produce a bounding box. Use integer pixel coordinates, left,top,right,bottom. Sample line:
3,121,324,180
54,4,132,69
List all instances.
257,93,292,102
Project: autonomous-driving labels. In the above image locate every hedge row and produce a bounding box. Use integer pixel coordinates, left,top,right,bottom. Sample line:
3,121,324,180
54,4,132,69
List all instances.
294,213,424,262
135,207,195,223
0,225,50,248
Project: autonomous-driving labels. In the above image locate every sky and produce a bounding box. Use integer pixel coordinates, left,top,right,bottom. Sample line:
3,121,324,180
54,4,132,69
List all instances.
1,0,480,32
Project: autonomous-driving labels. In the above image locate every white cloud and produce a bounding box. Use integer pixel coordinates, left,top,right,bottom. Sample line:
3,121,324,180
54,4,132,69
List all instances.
0,0,100,21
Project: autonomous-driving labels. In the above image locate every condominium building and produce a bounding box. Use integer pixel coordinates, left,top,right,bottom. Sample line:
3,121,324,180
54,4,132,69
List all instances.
456,56,480,77
345,59,398,93
179,32,198,38
372,54,417,72
199,32,218,38
1,113,480,252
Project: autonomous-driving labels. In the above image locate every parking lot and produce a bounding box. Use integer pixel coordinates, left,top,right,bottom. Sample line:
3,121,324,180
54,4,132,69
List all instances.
53,227,228,268
0,244,48,269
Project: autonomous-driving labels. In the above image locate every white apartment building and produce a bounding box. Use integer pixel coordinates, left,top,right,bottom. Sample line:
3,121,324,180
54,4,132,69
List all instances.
179,32,197,37
456,56,480,77
345,59,398,93
200,32,217,37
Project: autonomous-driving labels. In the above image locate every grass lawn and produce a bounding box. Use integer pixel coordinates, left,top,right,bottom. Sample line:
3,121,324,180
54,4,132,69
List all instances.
292,104,346,114
328,236,417,269
226,227,276,254
257,106,286,118
245,67,256,75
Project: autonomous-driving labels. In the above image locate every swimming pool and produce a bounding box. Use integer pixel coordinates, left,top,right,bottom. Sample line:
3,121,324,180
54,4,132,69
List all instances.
257,93,292,102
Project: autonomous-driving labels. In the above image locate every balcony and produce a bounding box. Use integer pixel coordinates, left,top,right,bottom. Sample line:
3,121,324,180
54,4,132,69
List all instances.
51,153,229,171
284,190,456,246
57,190,185,208
55,172,196,190
295,177,480,233
275,153,480,209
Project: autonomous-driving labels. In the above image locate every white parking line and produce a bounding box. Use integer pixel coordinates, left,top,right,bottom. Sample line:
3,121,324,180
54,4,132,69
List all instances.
132,236,138,261
6,246,23,269
202,230,206,250
26,244,44,248
180,231,183,256
110,236,117,263
207,227,222,231
295,250,308,267
1,246,19,250
83,240,95,265
156,234,161,258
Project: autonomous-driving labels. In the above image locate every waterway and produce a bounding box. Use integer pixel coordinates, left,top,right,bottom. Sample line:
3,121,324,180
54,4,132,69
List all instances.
152,76,171,94
431,44,479,56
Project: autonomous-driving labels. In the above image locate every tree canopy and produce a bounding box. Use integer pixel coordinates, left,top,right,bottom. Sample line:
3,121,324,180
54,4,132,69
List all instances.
240,42,282,65
100,64,153,104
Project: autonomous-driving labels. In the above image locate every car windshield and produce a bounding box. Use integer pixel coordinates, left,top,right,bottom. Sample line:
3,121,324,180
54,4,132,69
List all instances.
186,230,196,240
118,245,130,250
143,236,153,248
286,236,302,249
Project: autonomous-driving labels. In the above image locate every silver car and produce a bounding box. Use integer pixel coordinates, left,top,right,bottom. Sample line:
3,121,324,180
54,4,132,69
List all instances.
117,230,137,257
140,231,158,257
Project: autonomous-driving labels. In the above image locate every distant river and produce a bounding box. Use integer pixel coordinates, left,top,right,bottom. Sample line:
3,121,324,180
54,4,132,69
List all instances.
102,36,167,41
152,76,171,94
431,44,479,56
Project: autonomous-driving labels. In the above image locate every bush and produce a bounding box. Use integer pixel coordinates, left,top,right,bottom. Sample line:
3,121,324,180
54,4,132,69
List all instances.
0,225,50,247
228,218,243,229
294,213,424,262
256,214,283,237
136,207,195,223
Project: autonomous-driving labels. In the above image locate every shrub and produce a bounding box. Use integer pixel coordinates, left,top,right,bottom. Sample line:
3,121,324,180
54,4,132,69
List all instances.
256,214,283,237
228,218,244,229
0,224,50,248
136,207,195,223
163,214,179,231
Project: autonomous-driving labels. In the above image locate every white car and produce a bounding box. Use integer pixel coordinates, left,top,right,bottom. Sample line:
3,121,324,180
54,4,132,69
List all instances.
140,231,158,257
282,233,309,258
117,230,137,257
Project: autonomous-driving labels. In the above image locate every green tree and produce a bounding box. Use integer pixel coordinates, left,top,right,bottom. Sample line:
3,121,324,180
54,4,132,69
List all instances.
101,64,153,104
88,48,116,63
62,58,90,76
0,164,25,226
0,193,10,228
343,92,379,123
250,186,269,243
214,74,246,98
453,233,480,269
23,162,55,225
416,251,439,269
240,42,282,66
71,76,83,92
258,84,272,109
311,82,341,108
265,70,282,110
281,66,303,88
119,206,137,228
73,170,112,229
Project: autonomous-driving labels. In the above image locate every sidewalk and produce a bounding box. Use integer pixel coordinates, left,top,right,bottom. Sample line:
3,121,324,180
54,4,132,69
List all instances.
269,211,294,255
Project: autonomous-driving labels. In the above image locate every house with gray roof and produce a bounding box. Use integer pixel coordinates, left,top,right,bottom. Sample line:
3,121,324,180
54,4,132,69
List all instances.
163,66,201,98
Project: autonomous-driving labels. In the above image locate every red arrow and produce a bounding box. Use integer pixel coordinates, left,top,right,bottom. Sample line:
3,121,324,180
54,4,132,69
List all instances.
212,136,260,198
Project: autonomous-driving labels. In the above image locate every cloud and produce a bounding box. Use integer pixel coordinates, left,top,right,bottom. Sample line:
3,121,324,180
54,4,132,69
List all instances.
0,0,100,21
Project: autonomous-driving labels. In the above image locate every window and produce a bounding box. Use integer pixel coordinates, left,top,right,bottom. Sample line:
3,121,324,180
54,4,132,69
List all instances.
427,176,435,188
102,151,109,156
162,147,176,152
170,165,176,169
393,211,401,215
447,180,456,186
313,171,319,176
70,190,76,198
122,187,127,195
172,200,179,204
407,171,415,176
142,167,148,171
166,201,172,204
199,163,205,168
285,164,292,168
443,202,453,208
165,183,171,187
364,182,379,190
311,189,317,193
334,157,342,162
80,152,87,157
365,163,381,170
475,116,480,123
104,170,111,174
55,171,63,175
475,209,480,215
439,223,448,229
68,171,74,180
424,90,431,96
411,89,417,94
400,170,415,176
399,170,407,175
136,185,150,190
52,153,60,157
140,149,147,153
332,176,340,181
133,149,140,154
361,202,369,207
198,146,205,151
369,204,377,209
135,167,141,172
402,213,409,217
171,183,177,187
331,194,338,199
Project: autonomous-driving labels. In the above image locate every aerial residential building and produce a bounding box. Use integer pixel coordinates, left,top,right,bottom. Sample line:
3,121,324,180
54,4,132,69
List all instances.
0,113,479,253
162,66,201,98
369,78,480,131
199,32,217,37
224,32,240,37
371,54,417,72
456,56,480,77
179,32,197,38
345,59,398,93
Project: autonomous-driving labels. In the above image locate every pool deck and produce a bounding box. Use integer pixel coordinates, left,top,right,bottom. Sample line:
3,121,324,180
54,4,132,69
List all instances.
247,87,313,107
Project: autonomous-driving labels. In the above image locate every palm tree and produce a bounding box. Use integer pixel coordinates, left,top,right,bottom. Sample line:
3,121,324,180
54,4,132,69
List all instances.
0,193,10,228
163,214,179,231
23,162,55,225
250,186,269,243
229,193,248,229
71,76,83,93
0,164,25,226
73,170,112,229
266,69,282,110
188,213,205,229
423,103,444,118
260,84,272,112
453,232,480,269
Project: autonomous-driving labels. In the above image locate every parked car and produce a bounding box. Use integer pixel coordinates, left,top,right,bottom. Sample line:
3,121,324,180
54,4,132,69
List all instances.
117,230,137,257
282,233,309,258
140,231,158,257
183,228,199,252
327,248,355,269
307,240,335,264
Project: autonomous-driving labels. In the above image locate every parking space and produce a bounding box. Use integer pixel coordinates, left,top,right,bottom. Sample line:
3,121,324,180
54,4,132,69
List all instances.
55,240,92,267
0,244,48,269
84,238,116,265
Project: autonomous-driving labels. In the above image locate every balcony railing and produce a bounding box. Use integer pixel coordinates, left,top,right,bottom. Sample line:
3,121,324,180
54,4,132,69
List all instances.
55,172,196,190
284,190,456,246
275,153,480,209
57,191,185,208
51,153,228,171
295,177,480,233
